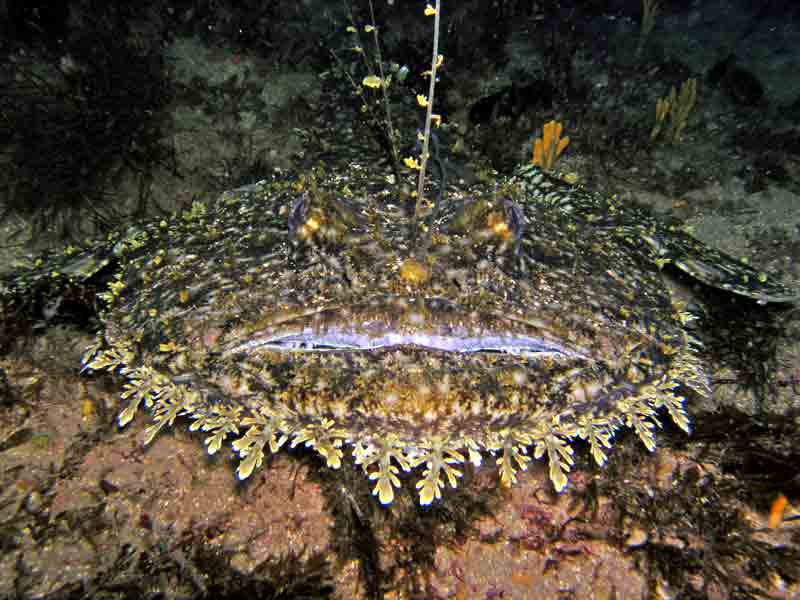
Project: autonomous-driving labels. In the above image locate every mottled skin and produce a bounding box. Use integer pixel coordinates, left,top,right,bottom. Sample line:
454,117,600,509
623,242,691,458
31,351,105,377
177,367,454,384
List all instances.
3,164,796,504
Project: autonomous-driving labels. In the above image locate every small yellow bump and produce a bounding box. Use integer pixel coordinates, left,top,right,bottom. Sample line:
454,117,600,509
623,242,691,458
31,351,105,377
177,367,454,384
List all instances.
81,397,95,419
399,258,430,285
404,156,421,170
108,281,125,296
152,255,162,266
300,214,322,239
362,75,382,88
160,340,178,352
149,308,158,317
562,172,579,184
487,211,513,241
179,289,190,303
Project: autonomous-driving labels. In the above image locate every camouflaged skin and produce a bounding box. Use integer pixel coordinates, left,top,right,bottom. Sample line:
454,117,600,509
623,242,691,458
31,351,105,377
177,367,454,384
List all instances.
2,164,796,505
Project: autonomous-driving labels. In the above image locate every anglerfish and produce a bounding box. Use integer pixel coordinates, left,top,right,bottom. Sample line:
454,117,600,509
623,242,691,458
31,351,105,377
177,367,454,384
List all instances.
4,164,796,505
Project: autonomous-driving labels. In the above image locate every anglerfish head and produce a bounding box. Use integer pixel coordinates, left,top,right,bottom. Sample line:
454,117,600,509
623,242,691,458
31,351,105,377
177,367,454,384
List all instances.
89,175,704,504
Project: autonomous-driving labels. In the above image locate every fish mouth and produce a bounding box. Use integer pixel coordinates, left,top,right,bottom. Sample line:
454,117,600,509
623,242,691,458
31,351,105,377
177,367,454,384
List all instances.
221,296,589,361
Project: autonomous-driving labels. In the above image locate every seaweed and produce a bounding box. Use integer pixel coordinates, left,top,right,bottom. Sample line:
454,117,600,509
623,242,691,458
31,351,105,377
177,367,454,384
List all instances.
594,416,800,599
0,10,176,242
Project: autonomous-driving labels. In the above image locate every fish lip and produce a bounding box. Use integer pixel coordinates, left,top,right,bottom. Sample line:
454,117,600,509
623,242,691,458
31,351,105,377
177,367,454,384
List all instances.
220,296,590,360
